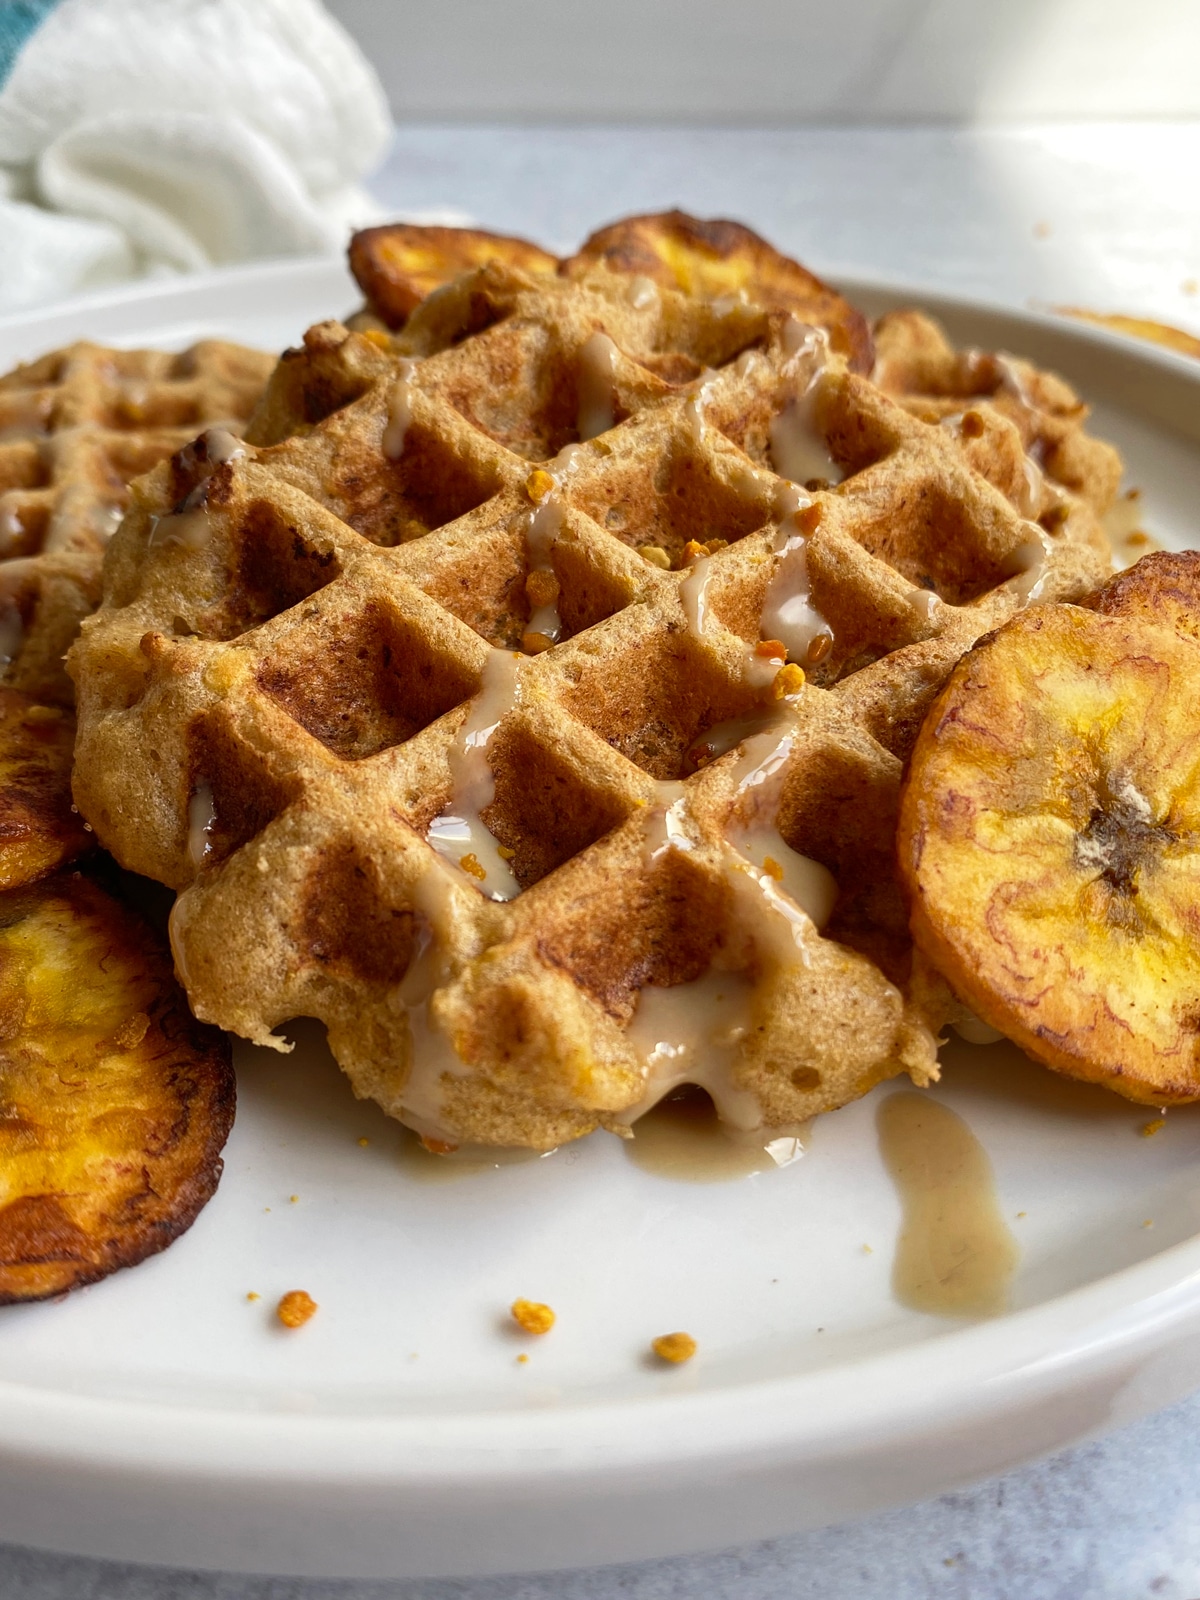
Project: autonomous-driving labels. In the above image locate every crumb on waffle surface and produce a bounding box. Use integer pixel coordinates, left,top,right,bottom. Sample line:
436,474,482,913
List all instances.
0,340,274,704
69,256,1117,1150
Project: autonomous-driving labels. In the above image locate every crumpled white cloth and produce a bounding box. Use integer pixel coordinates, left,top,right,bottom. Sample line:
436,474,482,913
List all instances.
0,0,393,313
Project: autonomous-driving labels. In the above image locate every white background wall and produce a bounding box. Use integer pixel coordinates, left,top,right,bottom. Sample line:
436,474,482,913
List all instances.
327,0,1200,122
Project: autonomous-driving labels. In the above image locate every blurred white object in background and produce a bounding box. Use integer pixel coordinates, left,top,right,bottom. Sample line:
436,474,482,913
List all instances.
0,0,392,313
328,0,1200,123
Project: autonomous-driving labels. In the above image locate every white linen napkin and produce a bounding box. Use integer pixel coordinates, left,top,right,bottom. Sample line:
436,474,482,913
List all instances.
0,0,393,313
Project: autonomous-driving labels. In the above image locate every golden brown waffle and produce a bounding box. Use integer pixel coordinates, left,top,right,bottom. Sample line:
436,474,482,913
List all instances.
70,261,1115,1149
871,310,1123,517
0,339,274,703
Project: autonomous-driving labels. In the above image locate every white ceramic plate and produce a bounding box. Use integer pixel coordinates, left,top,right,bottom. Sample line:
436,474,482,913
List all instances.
1,261,1200,1582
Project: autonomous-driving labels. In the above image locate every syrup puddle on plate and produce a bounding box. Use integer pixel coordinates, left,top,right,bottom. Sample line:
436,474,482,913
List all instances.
624,1086,810,1183
877,1090,1019,1318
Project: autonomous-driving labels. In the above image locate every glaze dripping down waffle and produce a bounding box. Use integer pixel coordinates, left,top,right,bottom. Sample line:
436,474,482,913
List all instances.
0,339,274,703
70,255,1116,1149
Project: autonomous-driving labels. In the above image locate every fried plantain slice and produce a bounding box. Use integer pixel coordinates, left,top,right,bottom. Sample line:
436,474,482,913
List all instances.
563,209,873,372
1087,548,1200,647
898,567,1200,1104
1056,307,1200,361
348,223,559,328
0,872,234,1302
0,688,91,892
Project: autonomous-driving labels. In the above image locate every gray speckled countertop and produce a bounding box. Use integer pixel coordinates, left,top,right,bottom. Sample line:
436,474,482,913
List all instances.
7,122,1200,1600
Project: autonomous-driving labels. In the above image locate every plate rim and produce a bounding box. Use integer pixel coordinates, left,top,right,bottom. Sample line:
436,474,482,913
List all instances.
2,257,1200,1572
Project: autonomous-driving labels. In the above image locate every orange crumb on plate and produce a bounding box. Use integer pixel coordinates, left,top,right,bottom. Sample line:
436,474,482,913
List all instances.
651,1331,697,1364
277,1290,318,1329
511,1298,555,1335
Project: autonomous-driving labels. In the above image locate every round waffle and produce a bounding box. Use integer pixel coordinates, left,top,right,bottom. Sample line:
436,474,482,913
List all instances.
0,339,274,704
70,259,1116,1149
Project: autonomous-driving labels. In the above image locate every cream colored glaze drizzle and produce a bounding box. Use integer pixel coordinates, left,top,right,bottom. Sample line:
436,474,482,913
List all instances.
551,441,588,478
769,322,841,487
684,377,714,445
686,710,780,769
1010,450,1074,528
625,1086,810,1181
760,502,834,668
203,426,247,466
186,782,216,868
641,779,694,863
725,717,838,943
623,712,836,1132
733,822,838,928
994,353,1037,411
676,489,830,693
906,586,942,624
427,649,522,901
952,1011,1005,1045
877,1091,1019,1318
679,552,712,636
1008,525,1055,604
627,275,659,311
577,331,619,442
523,495,565,645
396,857,473,1138
149,495,211,552
149,427,249,551
383,359,419,459
623,970,767,1132
90,503,124,542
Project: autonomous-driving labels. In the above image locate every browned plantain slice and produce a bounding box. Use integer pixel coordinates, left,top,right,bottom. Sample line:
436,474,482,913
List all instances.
1087,548,1200,646
563,209,873,372
1056,307,1200,361
0,872,234,1302
348,222,559,328
0,687,91,891
898,561,1200,1104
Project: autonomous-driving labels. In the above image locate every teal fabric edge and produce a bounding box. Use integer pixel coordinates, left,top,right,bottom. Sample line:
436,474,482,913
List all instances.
0,0,60,91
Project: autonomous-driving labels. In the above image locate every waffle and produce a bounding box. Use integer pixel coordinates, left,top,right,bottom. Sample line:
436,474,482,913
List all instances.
0,339,274,704
872,310,1123,518
70,259,1116,1149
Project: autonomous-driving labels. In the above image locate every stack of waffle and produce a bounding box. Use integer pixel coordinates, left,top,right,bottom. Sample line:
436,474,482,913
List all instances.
68,217,1120,1149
